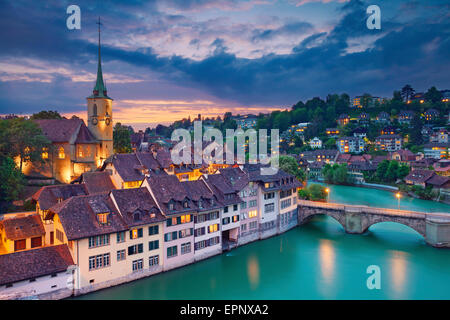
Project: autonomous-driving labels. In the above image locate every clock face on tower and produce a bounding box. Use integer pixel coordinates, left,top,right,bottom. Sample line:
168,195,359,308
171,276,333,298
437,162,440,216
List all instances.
105,118,111,126
92,117,98,125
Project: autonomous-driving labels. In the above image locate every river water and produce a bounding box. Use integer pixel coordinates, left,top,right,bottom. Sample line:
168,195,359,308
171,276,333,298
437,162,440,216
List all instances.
76,184,450,300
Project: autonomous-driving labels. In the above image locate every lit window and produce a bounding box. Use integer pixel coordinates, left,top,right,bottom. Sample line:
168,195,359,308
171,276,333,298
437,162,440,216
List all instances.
42,148,48,159
58,147,65,159
97,213,108,225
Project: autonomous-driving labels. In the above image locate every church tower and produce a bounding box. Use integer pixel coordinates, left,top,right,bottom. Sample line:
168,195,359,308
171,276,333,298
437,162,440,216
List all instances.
87,17,113,166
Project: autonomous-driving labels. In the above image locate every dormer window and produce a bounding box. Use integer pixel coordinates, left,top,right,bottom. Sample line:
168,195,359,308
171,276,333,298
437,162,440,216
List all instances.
168,201,175,211
211,199,215,206
183,200,189,208
198,200,203,208
133,211,141,222
97,213,108,225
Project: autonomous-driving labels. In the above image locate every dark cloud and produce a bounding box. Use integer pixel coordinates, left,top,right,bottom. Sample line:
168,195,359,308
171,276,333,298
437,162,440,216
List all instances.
0,0,449,114
251,21,314,42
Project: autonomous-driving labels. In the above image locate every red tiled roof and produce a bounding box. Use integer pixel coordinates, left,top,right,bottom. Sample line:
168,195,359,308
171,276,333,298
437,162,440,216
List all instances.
34,118,83,143
80,171,116,194
75,123,97,144
0,245,74,286
0,214,45,241
404,169,435,184
32,184,88,211
111,188,166,227
48,193,128,240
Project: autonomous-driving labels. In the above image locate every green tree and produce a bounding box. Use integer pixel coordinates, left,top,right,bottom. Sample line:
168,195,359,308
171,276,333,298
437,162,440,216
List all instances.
4,118,51,171
401,85,415,102
424,86,443,103
113,122,132,153
0,157,26,213
279,155,306,182
397,164,410,180
376,160,389,181
385,161,399,182
30,110,62,120
409,114,423,145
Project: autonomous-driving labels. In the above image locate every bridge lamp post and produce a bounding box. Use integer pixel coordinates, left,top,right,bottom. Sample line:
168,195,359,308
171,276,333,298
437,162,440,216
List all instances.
325,187,330,202
396,192,401,209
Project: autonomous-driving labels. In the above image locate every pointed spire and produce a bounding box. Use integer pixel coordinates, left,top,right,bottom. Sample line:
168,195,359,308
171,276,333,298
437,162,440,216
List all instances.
92,17,109,98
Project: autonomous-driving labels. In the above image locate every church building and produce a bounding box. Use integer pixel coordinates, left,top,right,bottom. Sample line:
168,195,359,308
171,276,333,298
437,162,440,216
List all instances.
22,24,113,184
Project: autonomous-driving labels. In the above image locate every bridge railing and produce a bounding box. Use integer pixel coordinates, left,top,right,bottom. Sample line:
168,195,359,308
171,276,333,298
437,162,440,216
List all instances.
298,200,448,219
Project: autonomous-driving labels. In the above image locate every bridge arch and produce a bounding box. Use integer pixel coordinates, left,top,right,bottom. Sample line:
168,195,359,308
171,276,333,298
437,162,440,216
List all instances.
299,209,346,231
361,219,426,238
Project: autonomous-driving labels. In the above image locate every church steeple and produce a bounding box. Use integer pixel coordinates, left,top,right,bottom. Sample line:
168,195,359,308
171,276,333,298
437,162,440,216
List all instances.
91,17,111,99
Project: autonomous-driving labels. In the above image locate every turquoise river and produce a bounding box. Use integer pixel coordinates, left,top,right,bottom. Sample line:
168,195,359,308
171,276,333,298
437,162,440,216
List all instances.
76,184,450,300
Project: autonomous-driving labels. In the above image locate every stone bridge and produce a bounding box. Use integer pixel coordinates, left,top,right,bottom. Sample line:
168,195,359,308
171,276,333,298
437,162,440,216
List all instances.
298,200,450,248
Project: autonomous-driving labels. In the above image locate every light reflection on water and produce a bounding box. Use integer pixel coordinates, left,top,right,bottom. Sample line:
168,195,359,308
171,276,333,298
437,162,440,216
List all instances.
247,256,260,290
389,250,408,299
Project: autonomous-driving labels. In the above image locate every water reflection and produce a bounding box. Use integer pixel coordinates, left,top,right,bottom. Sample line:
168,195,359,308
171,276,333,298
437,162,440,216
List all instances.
389,250,408,299
247,256,260,290
319,239,335,284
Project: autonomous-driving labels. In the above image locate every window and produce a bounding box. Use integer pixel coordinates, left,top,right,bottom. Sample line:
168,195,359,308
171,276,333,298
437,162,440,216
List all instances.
117,249,126,261
181,242,191,255
116,231,125,243
167,214,191,227
248,210,258,218
88,253,110,270
164,231,178,242
264,203,275,213
241,202,247,210
195,227,205,237
148,240,159,251
249,200,257,208
222,217,230,225
128,243,143,256
233,204,238,211
88,234,110,248
167,245,178,258
149,255,159,267
281,198,292,209
264,192,275,200
97,213,108,225
132,259,143,272
130,228,143,240
14,239,26,251
241,224,247,232
179,228,193,238
208,224,219,233
224,206,229,213
42,148,48,159
30,236,42,248
58,147,65,159
56,229,65,242
148,225,159,236
232,215,239,223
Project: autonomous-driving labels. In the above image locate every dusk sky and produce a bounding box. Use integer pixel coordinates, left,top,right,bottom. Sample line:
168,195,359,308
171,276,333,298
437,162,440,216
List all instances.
0,0,449,130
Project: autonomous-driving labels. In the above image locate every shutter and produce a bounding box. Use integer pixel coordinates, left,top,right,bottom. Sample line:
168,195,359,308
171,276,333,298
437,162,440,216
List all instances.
138,228,143,238
167,219,172,227
138,243,143,253
155,240,159,249
155,225,159,234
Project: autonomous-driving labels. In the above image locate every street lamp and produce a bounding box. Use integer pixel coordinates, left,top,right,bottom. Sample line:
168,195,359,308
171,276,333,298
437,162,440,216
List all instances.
325,187,330,202
396,192,401,209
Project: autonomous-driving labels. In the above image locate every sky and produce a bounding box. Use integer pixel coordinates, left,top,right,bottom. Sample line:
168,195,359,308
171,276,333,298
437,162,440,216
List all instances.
0,0,449,130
